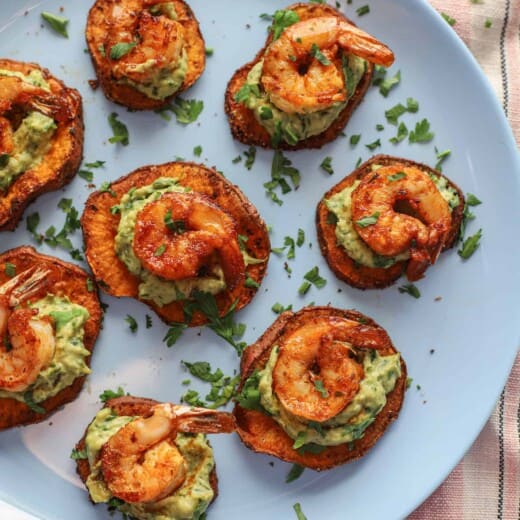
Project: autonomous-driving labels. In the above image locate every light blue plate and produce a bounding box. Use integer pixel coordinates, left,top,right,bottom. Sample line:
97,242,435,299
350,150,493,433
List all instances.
0,1,519,519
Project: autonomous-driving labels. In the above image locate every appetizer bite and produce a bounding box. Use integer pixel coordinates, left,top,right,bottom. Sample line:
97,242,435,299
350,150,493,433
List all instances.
0,59,83,231
316,155,465,289
0,246,102,430
86,0,205,110
75,396,235,519
81,162,270,326
234,307,406,470
225,2,394,149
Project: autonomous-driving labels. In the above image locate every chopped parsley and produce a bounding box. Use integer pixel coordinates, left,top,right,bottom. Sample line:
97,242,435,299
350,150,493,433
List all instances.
365,138,381,151
110,41,137,60
271,302,293,314
320,156,334,175
434,148,451,171
441,12,456,26
299,266,327,295
398,283,421,298
244,146,256,170
154,244,166,256
389,122,408,144
99,387,125,403
485,19,492,28
409,119,434,143
296,228,305,247
310,43,331,66
270,9,300,40
286,464,305,483
23,391,45,414
157,98,204,124
163,323,188,347
205,47,214,56
234,83,260,104
264,151,300,205
4,263,15,278
108,113,129,145
314,379,328,398
164,209,185,234
379,70,401,97
41,12,68,38
70,448,88,460
356,5,370,16
125,315,138,333
245,275,260,289
86,278,94,292
458,229,482,259
355,212,380,227
78,170,94,182
350,134,361,145
193,145,202,157
388,171,407,182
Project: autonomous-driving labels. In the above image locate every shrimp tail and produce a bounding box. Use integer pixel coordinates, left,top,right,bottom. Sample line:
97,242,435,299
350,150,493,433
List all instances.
0,266,53,306
174,405,236,434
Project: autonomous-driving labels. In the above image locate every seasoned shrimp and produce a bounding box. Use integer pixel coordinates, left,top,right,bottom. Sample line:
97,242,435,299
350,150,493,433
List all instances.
272,316,388,422
351,165,452,281
261,16,394,114
106,0,185,85
101,403,235,503
0,267,56,392
132,191,245,291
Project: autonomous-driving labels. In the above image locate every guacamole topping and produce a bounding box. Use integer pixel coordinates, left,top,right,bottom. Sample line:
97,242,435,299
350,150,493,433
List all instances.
0,295,90,404
239,54,367,145
85,407,215,520
114,178,227,306
0,69,56,192
325,167,461,269
117,3,188,100
258,347,401,446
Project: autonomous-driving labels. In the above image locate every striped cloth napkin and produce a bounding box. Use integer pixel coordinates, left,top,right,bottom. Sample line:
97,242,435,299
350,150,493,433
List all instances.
411,1,520,519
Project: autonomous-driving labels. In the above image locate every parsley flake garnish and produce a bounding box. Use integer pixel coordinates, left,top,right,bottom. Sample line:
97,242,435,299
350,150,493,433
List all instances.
4,263,15,278
99,387,125,403
271,302,293,314
310,44,331,66
314,379,328,398
125,315,138,333
434,148,451,171
389,122,408,144
108,113,129,145
409,118,434,143
388,171,407,182
264,151,300,205
270,9,300,40
23,391,45,414
458,229,482,259
163,323,187,347
293,503,308,520
157,98,204,124
193,145,202,157
356,5,370,16
299,266,327,295
350,134,361,145
70,448,88,460
286,464,305,483
441,12,456,26
320,156,334,175
41,12,69,38
379,70,401,97
355,212,380,227
365,139,381,151
110,41,137,60
398,284,421,298
244,146,256,170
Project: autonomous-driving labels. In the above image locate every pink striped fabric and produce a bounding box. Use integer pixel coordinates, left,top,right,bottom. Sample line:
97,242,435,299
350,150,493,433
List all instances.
410,1,520,518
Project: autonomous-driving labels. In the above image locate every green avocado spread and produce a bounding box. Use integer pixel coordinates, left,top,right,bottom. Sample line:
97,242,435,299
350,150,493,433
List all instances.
325,166,461,269
85,407,214,520
257,347,401,446
113,178,227,306
0,295,90,404
117,3,188,100
239,53,367,145
0,69,57,192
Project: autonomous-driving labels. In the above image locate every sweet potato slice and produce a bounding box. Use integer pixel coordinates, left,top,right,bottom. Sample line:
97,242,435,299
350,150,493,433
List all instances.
0,59,83,231
75,396,219,507
81,162,270,326
86,0,205,110
225,2,375,150
316,155,465,290
0,246,102,430
234,306,407,471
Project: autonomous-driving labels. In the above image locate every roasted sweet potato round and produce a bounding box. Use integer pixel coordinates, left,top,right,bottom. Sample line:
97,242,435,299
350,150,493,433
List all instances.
225,2,391,150
86,0,205,110
234,306,407,471
0,59,83,231
81,161,271,326
316,155,465,290
75,396,222,513
0,246,102,430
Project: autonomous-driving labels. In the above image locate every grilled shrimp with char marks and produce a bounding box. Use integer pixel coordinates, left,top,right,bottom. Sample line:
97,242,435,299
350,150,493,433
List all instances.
0,267,56,392
100,403,235,503
272,315,389,423
132,191,246,291
351,165,452,281
261,16,394,114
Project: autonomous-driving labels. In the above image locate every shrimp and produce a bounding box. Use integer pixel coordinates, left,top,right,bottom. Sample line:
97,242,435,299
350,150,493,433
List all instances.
272,316,389,423
351,165,452,281
108,4,185,84
100,403,235,503
261,16,394,114
0,267,56,392
132,192,246,291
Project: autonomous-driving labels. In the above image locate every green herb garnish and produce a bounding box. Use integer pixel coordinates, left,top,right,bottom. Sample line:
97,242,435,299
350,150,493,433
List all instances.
458,229,482,259
320,156,334,175
41,12,69,38
108,113,129,145
398,284,421,298
286,464,305,483
110,41,137,60
355,212,380,227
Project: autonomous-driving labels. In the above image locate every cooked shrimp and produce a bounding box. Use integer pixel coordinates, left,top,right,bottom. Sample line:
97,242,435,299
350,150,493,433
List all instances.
261,16,394,114
132,192,245,291
0,75,73,126
101,403,235,503
0,267,56,392
351,165,452,281
108,4,185,84
272,316,389,422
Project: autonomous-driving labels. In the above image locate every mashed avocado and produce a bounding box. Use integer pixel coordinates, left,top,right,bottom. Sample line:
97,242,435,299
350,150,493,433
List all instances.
85,407,215,520
0,69,56,192
114,178,227,306
0,295,90,404
118,3,188,100
240,54,367,145
325,167,461,269
257,347,401,446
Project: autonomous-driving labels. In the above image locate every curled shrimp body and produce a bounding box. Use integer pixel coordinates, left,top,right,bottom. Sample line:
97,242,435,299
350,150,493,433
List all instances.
272,316,388,423
261,16,394,114
0,267,56,392
132,192,245,291
351,165,452,281
110,9,185,84
101,403,235,503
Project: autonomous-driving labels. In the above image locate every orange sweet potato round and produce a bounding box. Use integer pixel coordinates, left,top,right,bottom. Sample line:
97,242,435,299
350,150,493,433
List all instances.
86,0,205,110
81,162,270,326
0,246,102,430
0,59,83,231
234,306,407,471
